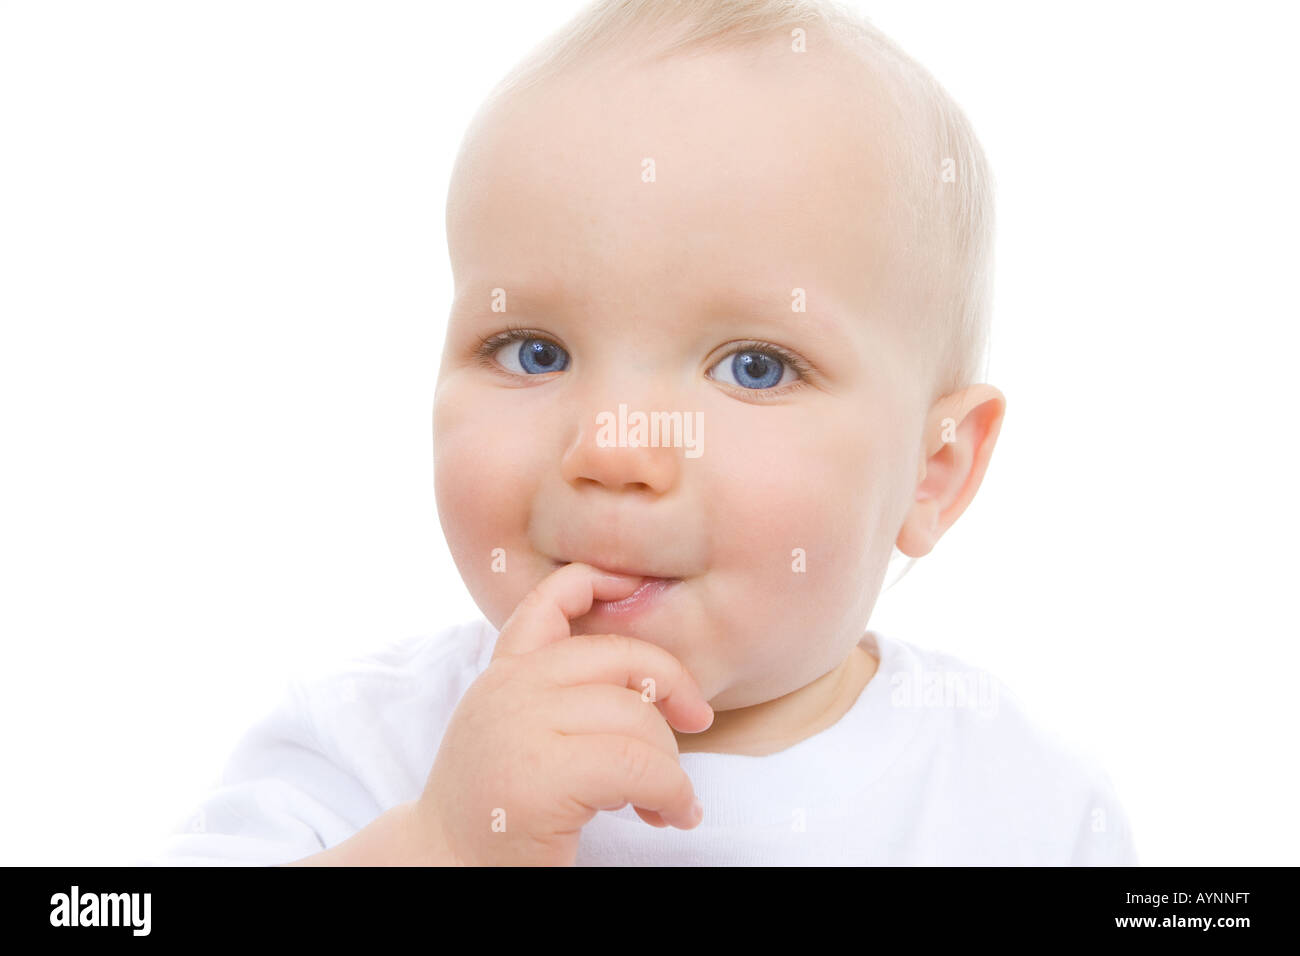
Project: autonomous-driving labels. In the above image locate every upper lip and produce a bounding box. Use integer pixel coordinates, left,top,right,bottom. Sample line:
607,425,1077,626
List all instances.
552,556,679,580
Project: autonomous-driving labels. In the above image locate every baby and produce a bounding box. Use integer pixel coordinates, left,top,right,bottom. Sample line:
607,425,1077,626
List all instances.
140,0,1136,866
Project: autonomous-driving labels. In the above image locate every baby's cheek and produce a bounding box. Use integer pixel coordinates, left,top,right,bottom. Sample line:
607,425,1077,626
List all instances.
700,472,822,618
705,422,854,580
433,397,533,620
437,480,535,627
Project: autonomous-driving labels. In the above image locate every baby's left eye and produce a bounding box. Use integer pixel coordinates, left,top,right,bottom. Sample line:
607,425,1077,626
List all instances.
707,346,801,390
488,335,570,375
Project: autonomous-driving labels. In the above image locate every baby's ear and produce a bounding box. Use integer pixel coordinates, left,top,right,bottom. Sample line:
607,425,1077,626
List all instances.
895,385,1006,558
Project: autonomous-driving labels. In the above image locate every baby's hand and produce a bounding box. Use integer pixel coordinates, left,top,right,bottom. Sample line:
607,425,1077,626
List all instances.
411,562,714,866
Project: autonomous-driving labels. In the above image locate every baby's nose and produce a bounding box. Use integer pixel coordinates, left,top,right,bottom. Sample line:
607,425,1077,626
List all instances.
559,401,687,495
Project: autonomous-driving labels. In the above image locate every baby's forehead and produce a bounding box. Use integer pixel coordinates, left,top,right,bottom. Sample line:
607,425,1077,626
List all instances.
448,38,924,315
496,32,916,175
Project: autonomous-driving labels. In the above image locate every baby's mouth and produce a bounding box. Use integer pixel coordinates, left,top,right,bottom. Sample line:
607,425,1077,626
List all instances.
587,576,681,617
550,557,681,582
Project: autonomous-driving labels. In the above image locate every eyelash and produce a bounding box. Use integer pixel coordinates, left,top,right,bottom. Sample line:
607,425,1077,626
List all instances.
473,326,813,398
473,323,537,363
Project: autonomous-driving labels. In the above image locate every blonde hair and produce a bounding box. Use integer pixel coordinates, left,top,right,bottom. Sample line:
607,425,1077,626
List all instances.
482,0,996,402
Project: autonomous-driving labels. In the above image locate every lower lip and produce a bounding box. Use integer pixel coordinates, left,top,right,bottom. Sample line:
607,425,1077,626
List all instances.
589,577,680,618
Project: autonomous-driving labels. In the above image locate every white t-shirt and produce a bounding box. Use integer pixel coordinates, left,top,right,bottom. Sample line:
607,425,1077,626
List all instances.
134,618,1139,866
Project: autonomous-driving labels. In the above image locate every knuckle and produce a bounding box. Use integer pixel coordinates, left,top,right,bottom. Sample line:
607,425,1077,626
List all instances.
615,632,640,657
476,661,537,719
480,660,522,698
636,693,669,741
611,734,653,786
664,646,689,689
565,632,601,652
485,653,522,684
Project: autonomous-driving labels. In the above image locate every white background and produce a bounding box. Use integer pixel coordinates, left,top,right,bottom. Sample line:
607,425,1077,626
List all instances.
1,0,1296,866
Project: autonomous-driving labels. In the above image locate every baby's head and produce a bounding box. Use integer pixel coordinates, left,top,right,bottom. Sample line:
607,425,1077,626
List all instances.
433,0,1005,737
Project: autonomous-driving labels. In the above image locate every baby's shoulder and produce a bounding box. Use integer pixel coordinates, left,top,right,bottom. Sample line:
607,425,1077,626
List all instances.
885,638,1118,797
873,635,1136,863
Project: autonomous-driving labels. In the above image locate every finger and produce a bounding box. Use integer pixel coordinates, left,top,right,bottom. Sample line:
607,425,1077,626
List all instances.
548,684,680,757
634,806,670,828
492,562,643,660
557,734,703,831
536,633,714,734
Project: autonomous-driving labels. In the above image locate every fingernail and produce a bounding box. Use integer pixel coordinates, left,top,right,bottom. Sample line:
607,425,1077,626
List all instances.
691,799,703,823
596,570,640,582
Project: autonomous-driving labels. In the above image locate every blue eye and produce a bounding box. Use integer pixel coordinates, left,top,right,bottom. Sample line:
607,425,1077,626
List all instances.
707,346,801,390
477,329,808,394
482,331,570,374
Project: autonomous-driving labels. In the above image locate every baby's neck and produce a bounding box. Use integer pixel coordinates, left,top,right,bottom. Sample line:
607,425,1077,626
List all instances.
674,642,878,757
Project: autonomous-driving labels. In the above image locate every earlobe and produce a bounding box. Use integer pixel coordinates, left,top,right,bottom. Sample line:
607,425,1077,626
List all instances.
896,496,941,558
895,384,1007,559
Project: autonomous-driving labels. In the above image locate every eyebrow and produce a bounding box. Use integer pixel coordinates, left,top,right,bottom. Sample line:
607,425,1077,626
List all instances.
698,287,854,345
454,281,856,347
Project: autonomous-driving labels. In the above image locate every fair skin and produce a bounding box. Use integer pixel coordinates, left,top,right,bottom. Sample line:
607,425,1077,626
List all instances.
433,38,1004,757
287,31,1005,866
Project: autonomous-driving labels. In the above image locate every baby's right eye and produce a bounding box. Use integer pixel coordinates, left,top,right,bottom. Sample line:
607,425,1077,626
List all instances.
479,329,570,375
